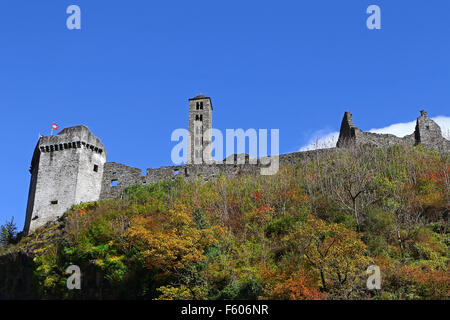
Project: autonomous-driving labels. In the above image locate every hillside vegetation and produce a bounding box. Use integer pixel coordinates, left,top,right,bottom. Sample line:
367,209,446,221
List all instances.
1,144,449,299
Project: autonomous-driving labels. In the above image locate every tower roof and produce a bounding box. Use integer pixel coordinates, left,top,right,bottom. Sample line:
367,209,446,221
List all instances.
189,94,209,100
37,125,106,154
189,94,213,110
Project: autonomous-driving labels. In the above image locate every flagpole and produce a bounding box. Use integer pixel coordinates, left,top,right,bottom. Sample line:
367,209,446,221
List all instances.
51,121,53,136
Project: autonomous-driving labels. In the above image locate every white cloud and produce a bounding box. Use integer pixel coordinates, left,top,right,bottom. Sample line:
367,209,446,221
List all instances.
300,116,450,151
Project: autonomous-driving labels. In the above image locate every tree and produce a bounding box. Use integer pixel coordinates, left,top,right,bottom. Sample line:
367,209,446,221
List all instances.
126,204,225,299
285,216,372,298
322,146,379,231
0,217,17,245
262,267,327,300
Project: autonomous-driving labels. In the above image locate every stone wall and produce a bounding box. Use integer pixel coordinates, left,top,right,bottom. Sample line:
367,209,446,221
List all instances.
98,149,336,200
337,110,450,152
24,126,106,234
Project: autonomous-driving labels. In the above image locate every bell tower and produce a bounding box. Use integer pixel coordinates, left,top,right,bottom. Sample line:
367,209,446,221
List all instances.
188,94,213,164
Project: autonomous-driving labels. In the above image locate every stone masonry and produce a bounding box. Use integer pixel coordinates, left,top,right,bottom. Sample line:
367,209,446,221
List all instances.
24,126,106,234
24,96,450,234
336,110,450,153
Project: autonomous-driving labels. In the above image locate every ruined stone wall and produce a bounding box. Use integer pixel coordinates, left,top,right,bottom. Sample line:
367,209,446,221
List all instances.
100,162,143,199
352,128,411,147
99,149,336,200
100,107,450,202
337,110,450,152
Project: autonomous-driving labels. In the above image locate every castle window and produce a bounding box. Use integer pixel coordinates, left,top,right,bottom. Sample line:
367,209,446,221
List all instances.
174,169,179,175
426,125,430,130
112,172,117,176
111,180,118,187
50,200,58,205
93,165,99,172
200,101,204,110
196,102,200,110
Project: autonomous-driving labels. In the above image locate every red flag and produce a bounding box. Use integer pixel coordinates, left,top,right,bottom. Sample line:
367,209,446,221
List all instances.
52,123,59,130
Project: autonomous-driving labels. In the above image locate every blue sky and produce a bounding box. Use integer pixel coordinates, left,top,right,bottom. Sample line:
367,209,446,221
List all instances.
1,0,449,230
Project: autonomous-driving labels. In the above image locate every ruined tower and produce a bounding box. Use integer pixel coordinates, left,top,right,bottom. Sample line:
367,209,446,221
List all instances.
336,110,450,152
336,111,356,148
24,126,106,234
188,94,213,164
414,110,446,150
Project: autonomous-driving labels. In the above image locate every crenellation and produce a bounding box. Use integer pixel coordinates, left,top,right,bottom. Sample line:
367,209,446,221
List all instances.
24,125,107,234
38,140,104,154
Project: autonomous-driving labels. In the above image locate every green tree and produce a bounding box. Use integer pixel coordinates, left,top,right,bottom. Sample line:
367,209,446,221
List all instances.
0,217,17,245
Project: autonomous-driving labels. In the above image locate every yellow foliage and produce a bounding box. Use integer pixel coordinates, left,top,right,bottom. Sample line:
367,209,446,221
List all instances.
126,204,224,275
287,216,372,291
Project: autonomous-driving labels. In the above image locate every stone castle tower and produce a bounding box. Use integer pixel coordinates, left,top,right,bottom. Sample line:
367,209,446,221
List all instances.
24,126,106,234
187,94,213,164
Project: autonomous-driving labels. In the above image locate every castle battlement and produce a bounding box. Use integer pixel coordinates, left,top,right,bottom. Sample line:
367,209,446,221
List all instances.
24,97,449,234
25,125,107,234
